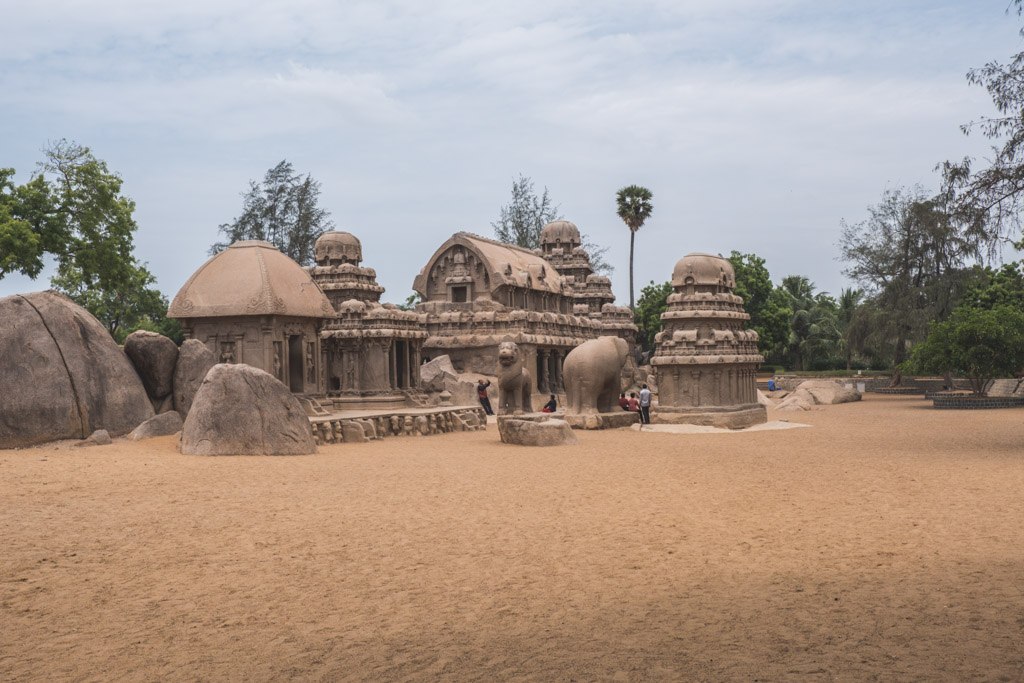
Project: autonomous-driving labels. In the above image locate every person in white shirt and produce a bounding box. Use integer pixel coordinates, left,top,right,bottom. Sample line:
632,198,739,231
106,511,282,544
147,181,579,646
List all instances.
638,384,652,425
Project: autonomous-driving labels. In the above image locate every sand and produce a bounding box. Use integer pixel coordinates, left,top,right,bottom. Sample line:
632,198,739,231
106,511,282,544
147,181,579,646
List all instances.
2,394,1024,681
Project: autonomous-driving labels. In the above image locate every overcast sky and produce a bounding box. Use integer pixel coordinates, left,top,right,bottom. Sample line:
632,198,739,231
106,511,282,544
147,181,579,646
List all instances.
2,0,1022,304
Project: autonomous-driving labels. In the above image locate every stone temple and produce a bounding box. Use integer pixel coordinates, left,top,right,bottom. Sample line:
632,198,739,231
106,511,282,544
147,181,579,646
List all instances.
169,222,638,409
650,253,766,428
412,225,637,396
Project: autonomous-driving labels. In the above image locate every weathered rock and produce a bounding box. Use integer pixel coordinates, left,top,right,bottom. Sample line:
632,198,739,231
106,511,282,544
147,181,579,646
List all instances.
75,429,112,447
420,355,458,385
776,391,814,411
498,417,578,446
180,364,316,455
152,394,175,415
0,291,154,449
123,330,179,400
130,411,184,441
757,389,772,406
794,380,861,405
172,339,216,417
340,421,368,443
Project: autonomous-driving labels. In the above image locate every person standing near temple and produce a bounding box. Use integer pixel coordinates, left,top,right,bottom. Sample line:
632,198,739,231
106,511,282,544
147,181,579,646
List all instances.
477,379,494,416
638,384,652,425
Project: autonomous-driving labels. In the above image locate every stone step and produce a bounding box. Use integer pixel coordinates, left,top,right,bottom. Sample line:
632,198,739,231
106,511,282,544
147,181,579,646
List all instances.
986,378,1023,397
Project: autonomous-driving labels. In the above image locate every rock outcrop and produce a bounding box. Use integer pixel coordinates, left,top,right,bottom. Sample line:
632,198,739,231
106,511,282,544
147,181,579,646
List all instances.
123,330,178,401
180,364,316,455
172,339,216,417
0,291,154,449
129,411,184,441
498,416,578,446
775,380,861,412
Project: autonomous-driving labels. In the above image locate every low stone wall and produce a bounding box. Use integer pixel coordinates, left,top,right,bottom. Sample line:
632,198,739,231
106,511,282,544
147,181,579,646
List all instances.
931,395,1024,410
310,405,487,444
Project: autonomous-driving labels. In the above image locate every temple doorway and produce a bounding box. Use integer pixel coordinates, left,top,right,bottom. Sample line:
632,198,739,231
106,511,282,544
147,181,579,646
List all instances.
288,335,304,393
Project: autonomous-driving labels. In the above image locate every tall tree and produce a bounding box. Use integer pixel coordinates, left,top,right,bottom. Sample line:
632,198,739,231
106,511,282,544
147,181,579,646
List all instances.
492,174,612,274
615,184,653,310
0,140,173,342
213,160,334,266
839,186,982,379
777,276,841,371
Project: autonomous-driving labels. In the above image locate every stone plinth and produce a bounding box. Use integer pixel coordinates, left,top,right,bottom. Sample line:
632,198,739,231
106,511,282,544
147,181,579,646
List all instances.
497,415,578,446
562,411,639,430
655,404,767,429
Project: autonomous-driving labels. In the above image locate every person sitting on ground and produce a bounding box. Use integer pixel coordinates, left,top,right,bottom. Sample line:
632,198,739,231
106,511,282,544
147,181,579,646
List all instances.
618,392,629,411
627,392,640,412
541,394,557,413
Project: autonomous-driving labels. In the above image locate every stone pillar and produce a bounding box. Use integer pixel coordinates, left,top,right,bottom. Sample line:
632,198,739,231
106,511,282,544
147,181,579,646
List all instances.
406,340,414,390
538,349,550,393
411,342,421,388
388,341,396,390
549,350,561,393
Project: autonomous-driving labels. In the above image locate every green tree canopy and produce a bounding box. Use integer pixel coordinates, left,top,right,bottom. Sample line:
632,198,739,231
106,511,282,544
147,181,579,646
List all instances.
908,304,1024,395
839,186,983,375
727,251,790,361
492,174,612,274
213,160,334,266
0,141,174,342
633,280,672,354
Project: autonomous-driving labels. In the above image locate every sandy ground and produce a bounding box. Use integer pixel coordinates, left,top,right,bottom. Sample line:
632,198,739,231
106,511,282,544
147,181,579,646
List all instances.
2,394,1024,682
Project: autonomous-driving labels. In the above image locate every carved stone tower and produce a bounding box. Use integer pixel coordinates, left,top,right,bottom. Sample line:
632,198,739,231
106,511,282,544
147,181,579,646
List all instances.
651,253,766,428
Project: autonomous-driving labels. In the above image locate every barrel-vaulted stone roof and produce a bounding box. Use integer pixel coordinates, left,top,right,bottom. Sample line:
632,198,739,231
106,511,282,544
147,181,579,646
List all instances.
412,232,565,297
169,240,334,319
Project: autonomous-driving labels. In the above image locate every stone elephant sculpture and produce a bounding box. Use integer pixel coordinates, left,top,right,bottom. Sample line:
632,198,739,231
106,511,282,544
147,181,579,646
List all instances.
562,336,629,414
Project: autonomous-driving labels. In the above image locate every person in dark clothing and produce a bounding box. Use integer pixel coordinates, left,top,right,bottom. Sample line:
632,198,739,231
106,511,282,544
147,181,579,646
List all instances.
541,394,557,413
618,392,629,411
638,383,652,425
477,379,494,415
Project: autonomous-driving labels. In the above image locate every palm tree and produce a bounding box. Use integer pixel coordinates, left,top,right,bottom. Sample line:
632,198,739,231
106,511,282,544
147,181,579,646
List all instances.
616,185,654,310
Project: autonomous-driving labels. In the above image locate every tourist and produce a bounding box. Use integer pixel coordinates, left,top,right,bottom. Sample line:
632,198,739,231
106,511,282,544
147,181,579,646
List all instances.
477,379,494,415
627,392,640,412
638,383,652,424
618,392,629,411
541,394,557,413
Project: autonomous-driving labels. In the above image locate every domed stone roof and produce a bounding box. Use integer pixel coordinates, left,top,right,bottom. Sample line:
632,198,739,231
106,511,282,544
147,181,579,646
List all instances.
671,253,735,289
315,231,362,266
169,240,334,319
540,220,581,246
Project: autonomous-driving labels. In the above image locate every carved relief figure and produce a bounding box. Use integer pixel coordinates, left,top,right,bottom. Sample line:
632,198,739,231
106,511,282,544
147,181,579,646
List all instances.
220,341,236,364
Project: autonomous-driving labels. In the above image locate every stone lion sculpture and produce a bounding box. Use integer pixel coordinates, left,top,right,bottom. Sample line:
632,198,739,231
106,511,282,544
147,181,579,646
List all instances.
497,340,532,414
562,336,629,414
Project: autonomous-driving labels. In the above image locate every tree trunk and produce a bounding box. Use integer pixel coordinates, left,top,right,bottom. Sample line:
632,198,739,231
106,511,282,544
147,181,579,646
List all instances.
891,334,906,386
629,230,636,310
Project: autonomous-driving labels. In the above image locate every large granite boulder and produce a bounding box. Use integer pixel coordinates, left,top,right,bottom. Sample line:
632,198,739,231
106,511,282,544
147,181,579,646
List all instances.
180,363,316,455
793,380,861,405
129,411,184,441
0,291,154,449
123,330,178,400
498,416,578,447
172,339,216,417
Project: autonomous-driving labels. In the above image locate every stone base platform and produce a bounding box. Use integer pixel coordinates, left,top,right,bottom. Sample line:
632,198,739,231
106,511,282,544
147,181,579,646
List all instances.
562,411,640,430
310,405,487,444
654,404,767,430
